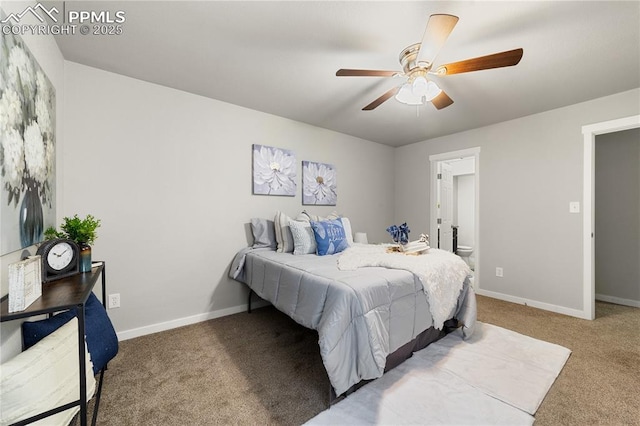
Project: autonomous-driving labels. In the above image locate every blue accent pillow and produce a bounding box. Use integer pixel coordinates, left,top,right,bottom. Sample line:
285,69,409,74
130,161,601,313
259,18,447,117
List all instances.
22,293,118,375
310,218,350,256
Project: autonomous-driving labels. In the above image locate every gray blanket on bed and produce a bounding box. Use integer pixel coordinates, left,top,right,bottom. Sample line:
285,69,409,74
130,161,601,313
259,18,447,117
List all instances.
230,248,476,395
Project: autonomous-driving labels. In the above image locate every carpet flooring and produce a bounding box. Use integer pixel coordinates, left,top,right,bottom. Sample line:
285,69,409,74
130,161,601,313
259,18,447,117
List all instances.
88,296,640,425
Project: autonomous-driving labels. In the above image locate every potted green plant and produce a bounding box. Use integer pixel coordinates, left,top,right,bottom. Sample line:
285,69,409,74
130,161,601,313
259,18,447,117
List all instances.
44,214,101,272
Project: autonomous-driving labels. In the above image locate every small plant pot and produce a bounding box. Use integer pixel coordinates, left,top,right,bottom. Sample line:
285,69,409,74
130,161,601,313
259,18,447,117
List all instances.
79,242,92,273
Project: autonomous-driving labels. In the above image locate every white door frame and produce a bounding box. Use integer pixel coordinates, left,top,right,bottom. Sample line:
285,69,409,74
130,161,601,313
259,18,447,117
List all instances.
582,115,640,320
429,147,480,287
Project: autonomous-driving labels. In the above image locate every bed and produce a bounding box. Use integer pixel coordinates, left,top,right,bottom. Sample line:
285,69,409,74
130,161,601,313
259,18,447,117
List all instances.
231,234,476,400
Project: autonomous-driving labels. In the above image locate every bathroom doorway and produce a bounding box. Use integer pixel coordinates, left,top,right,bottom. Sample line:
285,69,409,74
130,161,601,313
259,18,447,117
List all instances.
582,115,640,320
594,128,639,308
429,147,480,288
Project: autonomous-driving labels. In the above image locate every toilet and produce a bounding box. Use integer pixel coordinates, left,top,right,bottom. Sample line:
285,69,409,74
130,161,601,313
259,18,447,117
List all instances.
456,245,473,268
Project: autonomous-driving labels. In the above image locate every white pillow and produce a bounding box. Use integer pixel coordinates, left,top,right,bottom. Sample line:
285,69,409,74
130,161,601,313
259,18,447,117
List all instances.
341,217,354,245
0,318,95,426
289,220,317,255
298,210,340,222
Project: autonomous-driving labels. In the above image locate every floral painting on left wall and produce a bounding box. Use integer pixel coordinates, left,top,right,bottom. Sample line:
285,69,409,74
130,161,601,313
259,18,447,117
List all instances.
252,144,297,196
0,27,56,255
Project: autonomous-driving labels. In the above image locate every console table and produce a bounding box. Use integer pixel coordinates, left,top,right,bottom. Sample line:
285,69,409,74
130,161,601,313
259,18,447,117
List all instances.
0,262,107,426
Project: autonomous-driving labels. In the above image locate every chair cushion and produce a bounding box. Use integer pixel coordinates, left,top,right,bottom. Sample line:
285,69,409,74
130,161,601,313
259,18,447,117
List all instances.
2,319,95,425
22,293,118,375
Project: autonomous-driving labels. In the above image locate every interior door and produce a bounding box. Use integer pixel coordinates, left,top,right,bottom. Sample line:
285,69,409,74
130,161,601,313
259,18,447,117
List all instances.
438,161,454,251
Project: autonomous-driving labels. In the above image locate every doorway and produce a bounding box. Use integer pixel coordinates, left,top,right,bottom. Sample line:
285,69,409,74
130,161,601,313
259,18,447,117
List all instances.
582,115,640,319
594,128,640,308
430,147,480,288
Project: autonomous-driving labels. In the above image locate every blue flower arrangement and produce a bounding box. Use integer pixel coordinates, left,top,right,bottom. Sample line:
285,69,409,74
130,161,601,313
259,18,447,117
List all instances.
386,222,410,245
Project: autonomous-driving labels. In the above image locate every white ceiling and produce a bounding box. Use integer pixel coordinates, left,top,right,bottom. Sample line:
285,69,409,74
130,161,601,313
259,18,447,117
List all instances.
52,1,640,147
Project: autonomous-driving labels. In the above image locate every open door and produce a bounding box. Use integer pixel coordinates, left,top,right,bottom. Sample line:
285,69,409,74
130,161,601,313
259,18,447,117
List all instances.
430,147,480,290
437,162,454,251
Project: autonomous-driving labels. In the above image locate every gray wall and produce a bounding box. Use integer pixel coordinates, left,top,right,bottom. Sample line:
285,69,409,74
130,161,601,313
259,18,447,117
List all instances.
395,89,640,315
595,128,640,304
1,2,639,360
61,61,395,339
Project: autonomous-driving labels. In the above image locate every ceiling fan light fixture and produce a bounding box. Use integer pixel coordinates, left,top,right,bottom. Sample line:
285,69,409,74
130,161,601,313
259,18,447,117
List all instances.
395,77,442,105
395,82,423,105
425,80,442,101
412,76,429,95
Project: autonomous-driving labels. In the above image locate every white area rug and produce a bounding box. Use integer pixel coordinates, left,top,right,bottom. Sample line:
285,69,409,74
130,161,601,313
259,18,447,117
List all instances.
305,322,571,425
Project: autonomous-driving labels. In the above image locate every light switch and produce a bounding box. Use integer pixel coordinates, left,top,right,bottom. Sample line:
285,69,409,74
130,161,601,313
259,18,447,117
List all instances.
569,202,580,213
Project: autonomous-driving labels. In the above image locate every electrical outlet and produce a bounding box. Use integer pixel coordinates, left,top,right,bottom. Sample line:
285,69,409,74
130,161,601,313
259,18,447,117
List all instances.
108,293,120,309
496,267,504,277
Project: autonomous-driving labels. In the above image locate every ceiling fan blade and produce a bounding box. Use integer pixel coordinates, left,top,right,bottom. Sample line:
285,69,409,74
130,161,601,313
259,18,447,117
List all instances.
416,14,459,66
431,91,454,110
363,87,399,110
435,48,524,75
336,69,398,77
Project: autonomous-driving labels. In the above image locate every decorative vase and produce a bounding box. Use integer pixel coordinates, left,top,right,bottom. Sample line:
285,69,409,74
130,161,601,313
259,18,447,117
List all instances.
19,183,44,247
79,242,92,272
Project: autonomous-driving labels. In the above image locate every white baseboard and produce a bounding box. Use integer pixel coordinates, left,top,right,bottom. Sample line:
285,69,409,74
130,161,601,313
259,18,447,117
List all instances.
595,293,640,308
119,290,635,341
475,288,590,319
116,300,270,341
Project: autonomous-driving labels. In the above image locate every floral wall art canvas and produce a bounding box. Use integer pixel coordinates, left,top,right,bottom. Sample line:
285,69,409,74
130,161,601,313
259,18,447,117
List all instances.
0,28,56,255
252,144,296,196
302,161,337,206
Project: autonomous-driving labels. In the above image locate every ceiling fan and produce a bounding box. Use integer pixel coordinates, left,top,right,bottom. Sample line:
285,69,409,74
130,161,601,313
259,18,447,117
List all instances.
336,14,523,111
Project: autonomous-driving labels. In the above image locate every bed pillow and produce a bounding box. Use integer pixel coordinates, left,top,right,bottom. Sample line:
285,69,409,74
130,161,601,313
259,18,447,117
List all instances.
340,217,354,245
289,220,317,255
297,210,319,222
250,218,277,249
274,212,295,253
300,211,354,245
310,218,350,256
299,210,340,222
22,293,118,375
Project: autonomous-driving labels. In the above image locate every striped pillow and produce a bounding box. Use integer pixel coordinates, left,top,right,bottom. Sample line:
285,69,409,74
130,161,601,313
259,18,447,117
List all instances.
274,211,295,253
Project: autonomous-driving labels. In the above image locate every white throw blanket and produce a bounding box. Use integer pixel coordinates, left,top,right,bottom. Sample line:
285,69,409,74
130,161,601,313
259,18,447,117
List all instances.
338,244,471,330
